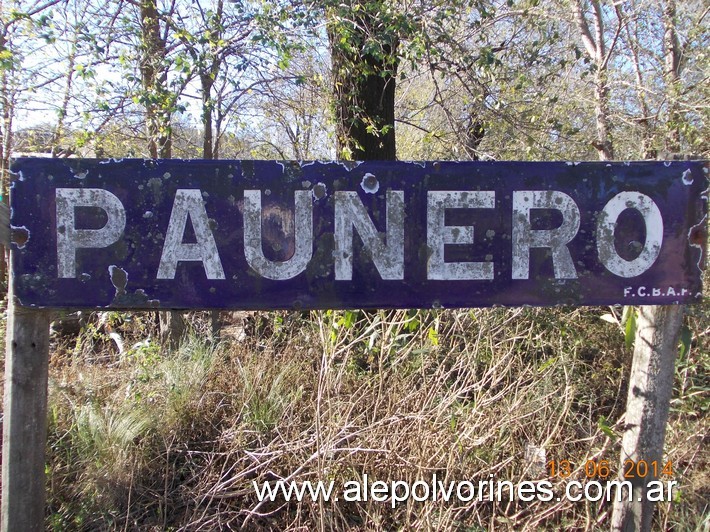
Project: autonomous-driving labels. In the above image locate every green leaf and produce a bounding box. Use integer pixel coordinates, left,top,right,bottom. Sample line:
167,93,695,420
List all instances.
678,325,692,361
598,415,616,439
342,310,357,329
538,357,557,373
427,326,439,346
0,49,14,70
623,306,637,351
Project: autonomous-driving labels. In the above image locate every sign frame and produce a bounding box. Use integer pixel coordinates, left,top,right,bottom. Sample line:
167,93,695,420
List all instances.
8,158,708,310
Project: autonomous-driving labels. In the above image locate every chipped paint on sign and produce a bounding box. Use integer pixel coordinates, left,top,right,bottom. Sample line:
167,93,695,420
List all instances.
360,173,380,194
682,169,694,185
8,158,708,309
10,225,29,249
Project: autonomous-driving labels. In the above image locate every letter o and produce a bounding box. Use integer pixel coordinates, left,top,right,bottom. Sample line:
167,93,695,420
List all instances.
597,192,663,278
584,481,604,502
456,481,475,502
411,481,430,502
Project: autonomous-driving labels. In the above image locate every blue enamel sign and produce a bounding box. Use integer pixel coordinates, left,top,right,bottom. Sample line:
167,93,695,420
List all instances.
9,159,707,309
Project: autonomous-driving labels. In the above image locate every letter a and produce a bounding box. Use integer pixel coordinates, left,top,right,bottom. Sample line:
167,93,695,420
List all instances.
157,189,225,279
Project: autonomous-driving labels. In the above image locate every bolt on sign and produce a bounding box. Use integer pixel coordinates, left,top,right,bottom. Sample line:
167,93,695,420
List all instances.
9,159,707,310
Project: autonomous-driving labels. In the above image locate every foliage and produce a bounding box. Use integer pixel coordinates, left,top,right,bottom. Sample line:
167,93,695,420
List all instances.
35,305,709,529
45,325,221,529
2,0,705,161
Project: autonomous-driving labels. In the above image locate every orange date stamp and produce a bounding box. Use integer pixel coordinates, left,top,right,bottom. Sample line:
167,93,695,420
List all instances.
547,460,673,480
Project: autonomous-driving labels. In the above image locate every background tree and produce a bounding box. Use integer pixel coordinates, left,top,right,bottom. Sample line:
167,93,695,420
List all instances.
326,0,402,160
0,0,68,189
248,48,332,160
138,0,176,158
571,0,621,160
167,0,257,160
659,0,708,155
134,0,186,343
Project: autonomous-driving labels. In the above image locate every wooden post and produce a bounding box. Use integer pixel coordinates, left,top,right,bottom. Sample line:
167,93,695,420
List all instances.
611,305,683,531
0,201,8,292
1,275,51,532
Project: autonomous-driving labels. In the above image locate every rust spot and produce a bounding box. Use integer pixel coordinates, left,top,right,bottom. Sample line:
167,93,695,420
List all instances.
689,224,707,259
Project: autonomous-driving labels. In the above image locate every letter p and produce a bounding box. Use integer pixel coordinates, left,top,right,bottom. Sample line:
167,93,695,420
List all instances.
56,188,126,278
391,481,410,508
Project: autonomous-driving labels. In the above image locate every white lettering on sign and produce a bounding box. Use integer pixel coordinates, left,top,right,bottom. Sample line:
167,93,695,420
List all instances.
56,188,126,278
597,192,663,278
334,190,404,280
624,286,688,298
52,186,672,285
512,191,580,279
157,189,225,280
427,191,495,280
243,190,313,280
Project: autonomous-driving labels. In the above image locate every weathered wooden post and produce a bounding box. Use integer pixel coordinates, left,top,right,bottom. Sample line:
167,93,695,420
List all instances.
2,271,51,531
611,305,683,531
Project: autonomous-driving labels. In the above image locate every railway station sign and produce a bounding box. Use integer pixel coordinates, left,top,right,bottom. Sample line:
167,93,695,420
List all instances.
9,158,707,309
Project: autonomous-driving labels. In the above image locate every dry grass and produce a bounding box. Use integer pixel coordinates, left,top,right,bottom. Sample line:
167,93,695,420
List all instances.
23,302,706,531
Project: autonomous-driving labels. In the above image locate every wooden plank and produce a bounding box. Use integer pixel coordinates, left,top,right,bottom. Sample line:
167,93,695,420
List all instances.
0,202,9,246
1,278,50,532
611,305,683,531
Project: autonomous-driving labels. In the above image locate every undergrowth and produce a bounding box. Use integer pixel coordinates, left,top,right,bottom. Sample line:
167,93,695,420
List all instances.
20,303,705,531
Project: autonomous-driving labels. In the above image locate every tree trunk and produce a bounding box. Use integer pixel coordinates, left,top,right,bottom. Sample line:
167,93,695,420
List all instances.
593,69,614,160
0,23,13,196
328,4,398,161
140,0,171,159
0,20,12,293
573,0,615,161
622,6,655,158
199,0,223,161
51,31,78,157
662,0,681,153
199,35,221,160
140,0,183,344
214,111,223,160
611,153,689,530
201,73,215,160
159,310,186,350
201,69,221,339
611,306,683,531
